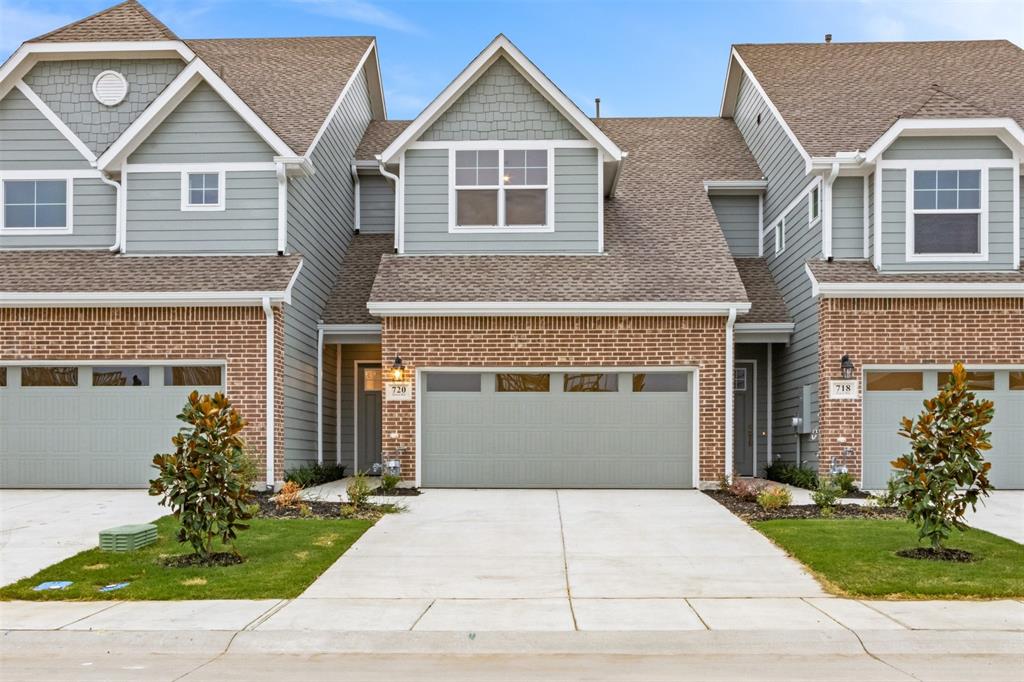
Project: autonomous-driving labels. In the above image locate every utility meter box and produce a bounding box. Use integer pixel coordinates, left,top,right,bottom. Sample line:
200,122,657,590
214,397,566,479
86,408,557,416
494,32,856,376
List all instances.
100,524,157,552
794,384,814,434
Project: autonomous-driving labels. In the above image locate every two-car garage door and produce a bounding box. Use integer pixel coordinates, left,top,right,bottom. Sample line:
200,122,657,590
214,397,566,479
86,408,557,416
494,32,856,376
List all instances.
863,368,1024,490
0,363,225,488
420,369,695,488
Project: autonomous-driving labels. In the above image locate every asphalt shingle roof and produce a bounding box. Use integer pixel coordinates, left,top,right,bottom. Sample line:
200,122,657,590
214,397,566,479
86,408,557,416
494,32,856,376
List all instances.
0,251,302,295
734,258,790,323
323,234,393,324
734,40,1024,157
355,120,412,160
32,0,178,42
368,117,763,306
806,259,1024,285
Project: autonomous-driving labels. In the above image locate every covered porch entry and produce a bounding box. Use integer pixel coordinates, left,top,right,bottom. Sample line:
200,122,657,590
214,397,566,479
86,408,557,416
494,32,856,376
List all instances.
320,325,384,475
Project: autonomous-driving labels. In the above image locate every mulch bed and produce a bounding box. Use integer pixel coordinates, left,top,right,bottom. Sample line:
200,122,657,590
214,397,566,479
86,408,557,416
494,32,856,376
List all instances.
369,487,421,497
704,489,902,522
896,547,975,563
160,552,244,568
252,491,341,519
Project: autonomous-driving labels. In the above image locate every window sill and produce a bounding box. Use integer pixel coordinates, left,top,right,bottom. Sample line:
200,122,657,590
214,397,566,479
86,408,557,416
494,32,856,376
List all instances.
904,253,989,263
180,205,226,212
449,225,554,234
0,227,73,236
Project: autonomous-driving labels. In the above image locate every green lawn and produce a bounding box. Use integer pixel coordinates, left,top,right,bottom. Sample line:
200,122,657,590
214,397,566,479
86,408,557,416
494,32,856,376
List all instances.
754,519,1024,599
0,515,373,601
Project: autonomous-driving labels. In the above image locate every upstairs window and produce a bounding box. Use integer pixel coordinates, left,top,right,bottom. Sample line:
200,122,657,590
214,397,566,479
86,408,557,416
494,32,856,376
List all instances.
808,185,821,226
181,171,224,211
1,179,70,233
453,148,550,230
910,169,983,259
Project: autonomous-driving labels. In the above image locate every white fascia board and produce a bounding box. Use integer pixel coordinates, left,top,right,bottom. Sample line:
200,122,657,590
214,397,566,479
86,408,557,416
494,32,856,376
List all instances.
14,81,97,165
318,323,382,333
367,301,753,316
804,264,1024,299
864,118,1024,165
305,41,378,158
0,290,295,307
703,179,768,194
734,322,795,332
379,35,622,164
98,59,295,170
725,48,813,174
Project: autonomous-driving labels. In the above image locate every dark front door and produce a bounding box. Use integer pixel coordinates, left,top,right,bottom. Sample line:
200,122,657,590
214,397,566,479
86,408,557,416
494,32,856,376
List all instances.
733,363,755,476
357,364,382,473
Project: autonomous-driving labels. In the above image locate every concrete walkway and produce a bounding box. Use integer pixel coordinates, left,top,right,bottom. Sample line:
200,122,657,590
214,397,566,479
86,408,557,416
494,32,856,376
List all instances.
0,490,163,585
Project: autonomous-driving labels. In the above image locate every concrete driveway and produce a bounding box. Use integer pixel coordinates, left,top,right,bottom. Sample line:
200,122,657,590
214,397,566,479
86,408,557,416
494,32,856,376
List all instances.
294,489,826,630
0,490,164,585
966,491,1024,543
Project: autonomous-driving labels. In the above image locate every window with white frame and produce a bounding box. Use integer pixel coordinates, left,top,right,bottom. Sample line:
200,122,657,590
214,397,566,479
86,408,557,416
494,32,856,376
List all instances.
808,184,821,226
453,148,550,229
774,216,786,254
181,171,224,210
1,179,70,232
911,169,983,256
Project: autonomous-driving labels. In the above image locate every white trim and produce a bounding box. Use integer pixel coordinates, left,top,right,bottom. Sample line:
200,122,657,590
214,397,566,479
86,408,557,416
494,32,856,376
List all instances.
335,347,342,466
757,193,764,257
808,184,822,228
305,41,377,157
873,168,883,268
276,162,288,253
125,162,277,173
734,359,757,477
351,163,361,233
0,175,74,235
704,179,768,194
447,146,555,233
864,118,1024,165
0,169,100,180
862,175,871,260
262,297,276,487
735,322,795,333
774,216,786,255
804,263,1023,298
320,323,383,334
724,308,737,480
597,156,604,253
878,159,1015,170
904,166,988,263
862,363,1024,371
410,140,595,150
179,170,226,212
379,35,622,164
14,81,97,165
820,162,839,259
1013,153,1021,270
97,60,295,170
367,301,752,316
414,365,702,489
317,326,324,466
724,49,813,175
766,345,773,466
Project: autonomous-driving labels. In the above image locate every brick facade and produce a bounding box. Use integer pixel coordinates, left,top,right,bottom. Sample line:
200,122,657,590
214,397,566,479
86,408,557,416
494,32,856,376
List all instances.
381,315,728,485
0,306,286,483
817,297,1024,480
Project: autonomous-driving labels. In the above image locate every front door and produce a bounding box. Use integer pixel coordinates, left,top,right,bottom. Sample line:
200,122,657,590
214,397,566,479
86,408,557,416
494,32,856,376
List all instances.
733,363,755,476
357,364,382,473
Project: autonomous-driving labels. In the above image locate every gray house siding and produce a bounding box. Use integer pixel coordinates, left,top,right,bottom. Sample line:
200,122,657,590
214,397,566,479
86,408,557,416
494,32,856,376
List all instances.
24,59,184,156
359,173,395,234
882,135,1012,161
0,89,91,170
734,71,819,467
0,179,115,249
129,83,275,164
831,176,865,259
880,165,1016,271
283,66,373,469
710,194,759,256
421,57,583,141
124,171,278,253
402,147,600,253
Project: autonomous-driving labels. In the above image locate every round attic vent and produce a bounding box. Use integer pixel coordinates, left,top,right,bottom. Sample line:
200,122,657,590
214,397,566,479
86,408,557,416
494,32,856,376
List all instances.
92,70,128,106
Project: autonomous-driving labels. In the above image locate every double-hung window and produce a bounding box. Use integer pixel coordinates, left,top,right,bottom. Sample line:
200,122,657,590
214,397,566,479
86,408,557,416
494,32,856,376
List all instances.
1,179,71,234
909,169,984,260
808,185,821,226
181,171,225,211
453,148,551,230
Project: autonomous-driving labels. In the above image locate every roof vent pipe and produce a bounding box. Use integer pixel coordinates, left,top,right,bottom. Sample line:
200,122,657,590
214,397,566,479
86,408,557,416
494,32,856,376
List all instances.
825,34,832,43
595,97,601,119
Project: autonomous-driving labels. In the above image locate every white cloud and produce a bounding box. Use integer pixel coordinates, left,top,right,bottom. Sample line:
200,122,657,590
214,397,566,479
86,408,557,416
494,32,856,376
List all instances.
288,0,421,34
858,0,1024,45
0,4,74,57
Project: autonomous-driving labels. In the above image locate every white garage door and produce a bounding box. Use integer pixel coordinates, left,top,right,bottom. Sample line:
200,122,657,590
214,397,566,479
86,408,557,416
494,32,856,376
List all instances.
0,363,225,488
420,369,695,488
862,368,1024,490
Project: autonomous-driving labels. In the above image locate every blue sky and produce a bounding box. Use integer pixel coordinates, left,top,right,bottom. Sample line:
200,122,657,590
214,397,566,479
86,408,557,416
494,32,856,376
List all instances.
2,0,1021,119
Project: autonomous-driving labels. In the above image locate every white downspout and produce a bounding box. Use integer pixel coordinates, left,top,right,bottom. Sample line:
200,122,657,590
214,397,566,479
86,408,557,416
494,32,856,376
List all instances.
276,161,288,255
316,325,324,465
100,172,124,253
350,163,361,233
822,162,840,259
724,307,737,482
262,297,276,489
376,155,400,252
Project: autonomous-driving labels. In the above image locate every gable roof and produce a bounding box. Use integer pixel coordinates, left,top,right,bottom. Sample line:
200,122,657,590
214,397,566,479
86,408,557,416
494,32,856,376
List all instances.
726,40,1024,157
32,0,178,43
379,35,622,164
356,119,411,160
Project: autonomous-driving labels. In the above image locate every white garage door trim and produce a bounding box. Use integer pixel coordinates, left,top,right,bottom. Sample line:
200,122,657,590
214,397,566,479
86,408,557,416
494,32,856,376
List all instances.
413,365,700,488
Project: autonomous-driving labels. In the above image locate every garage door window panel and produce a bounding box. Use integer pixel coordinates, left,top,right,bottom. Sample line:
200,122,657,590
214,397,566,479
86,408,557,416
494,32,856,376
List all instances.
21,366,78,387
1010,371,1024,390
564,373,618,392
0,367,5,387
165,366,222,387
938,370,994,391
865,371,923,391
92,366,150,387
495,373,550,392
632,372,688,393
427,373,482,392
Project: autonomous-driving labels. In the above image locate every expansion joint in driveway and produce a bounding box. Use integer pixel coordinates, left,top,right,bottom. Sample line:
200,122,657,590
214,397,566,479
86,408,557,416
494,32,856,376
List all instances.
554,490,578,631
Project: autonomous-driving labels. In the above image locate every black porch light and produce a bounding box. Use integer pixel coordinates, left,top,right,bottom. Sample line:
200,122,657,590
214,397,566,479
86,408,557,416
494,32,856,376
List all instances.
389,355,405,382
840,354,855,380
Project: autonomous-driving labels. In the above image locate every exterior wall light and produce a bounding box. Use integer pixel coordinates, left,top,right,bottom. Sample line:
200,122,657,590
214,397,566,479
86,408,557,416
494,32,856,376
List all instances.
840,354,855,380
389,355,405,382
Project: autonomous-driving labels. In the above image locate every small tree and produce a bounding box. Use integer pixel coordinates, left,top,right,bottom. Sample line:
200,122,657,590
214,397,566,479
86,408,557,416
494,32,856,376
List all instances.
890,362,994,551
149,391,256,560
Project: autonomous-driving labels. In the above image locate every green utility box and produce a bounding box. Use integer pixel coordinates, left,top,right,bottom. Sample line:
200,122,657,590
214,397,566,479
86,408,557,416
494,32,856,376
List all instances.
99,524,158,552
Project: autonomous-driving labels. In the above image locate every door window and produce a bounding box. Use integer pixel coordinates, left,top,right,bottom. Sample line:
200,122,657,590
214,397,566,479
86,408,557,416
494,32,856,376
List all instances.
363,367,382,391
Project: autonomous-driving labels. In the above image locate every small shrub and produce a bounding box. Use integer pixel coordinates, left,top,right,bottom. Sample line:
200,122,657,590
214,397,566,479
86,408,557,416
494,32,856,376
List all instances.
379,473,402,494
285,463,347,488
728,478,767,502
346,472,372,510
756,485,792,511
717,473,732,491
274,481,303,509
891,362,994,551
149,391,255,560
811,477,841,510
831,471,856,495
764,461,818,490
235,452,260,491
298,503,313,518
